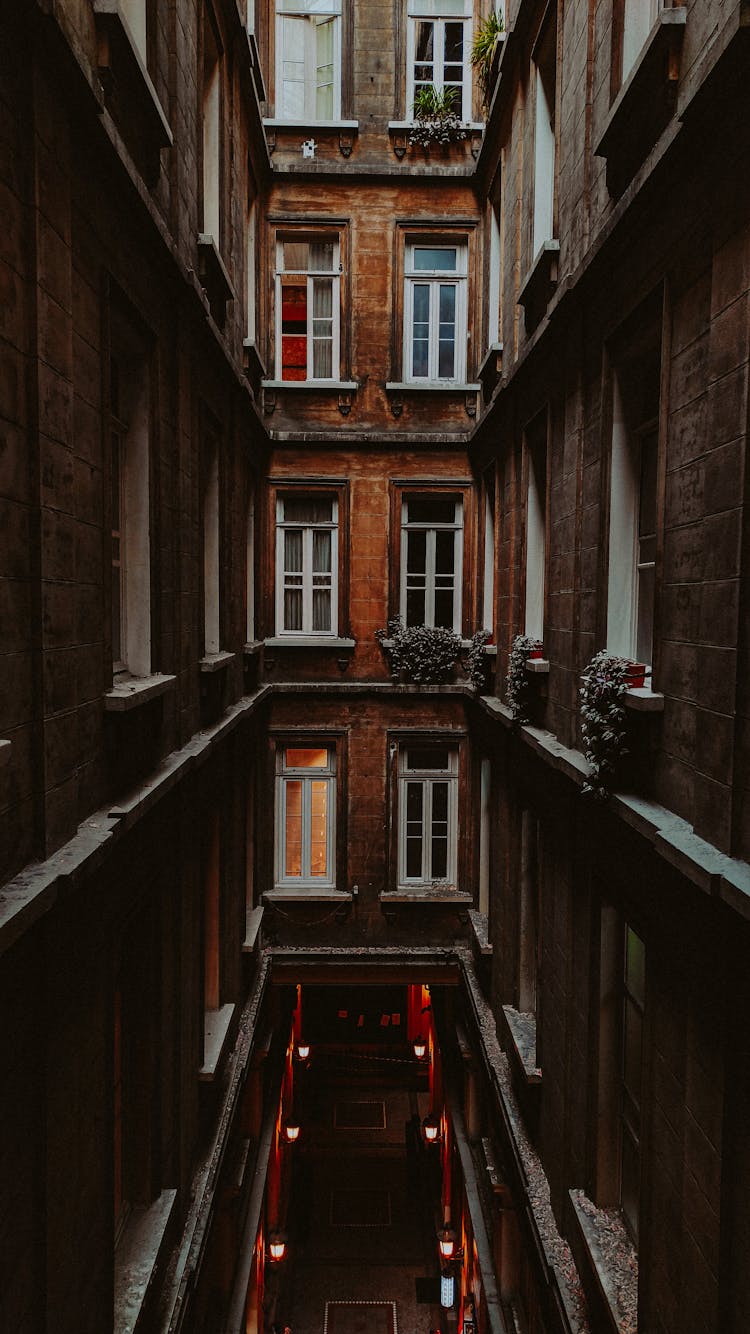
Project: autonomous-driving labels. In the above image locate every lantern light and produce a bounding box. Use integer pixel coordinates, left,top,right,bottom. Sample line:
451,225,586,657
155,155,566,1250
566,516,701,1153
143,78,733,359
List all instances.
267,1232,287,1263
412,1035,428,1060
296,1040,310,1060
422,1112,441,1144
283,1118,300,1144
437,1226,457,1261
440,1272,455,1309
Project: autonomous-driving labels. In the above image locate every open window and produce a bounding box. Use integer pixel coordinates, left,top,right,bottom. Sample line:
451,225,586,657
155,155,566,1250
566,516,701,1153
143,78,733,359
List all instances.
275,235,341,382
406,0,472,122
275,0,342,119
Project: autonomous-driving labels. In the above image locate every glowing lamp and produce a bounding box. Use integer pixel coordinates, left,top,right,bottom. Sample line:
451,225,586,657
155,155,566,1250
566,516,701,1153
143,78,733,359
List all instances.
422,1113,441,1144
283,1118,300,1144
267,1232,287,1263
437,1226,457,1261
440,1273,455,1309
412,1035,428,1060
296,1040,310,1060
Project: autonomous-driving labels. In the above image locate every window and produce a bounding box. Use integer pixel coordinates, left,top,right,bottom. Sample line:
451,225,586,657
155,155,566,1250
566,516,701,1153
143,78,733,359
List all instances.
531,11,557,258
275,494,338,636
618,0,661,89
404,242,467,383
400,493,463,631
275,236,340,381
202,427,221,655
275,744,336,887
482,468,496,636
109,314,151,680
275,0,341,120
524,414,547,643
620,924,645,1241
606,325,661,668
202,10,221,242
518,810,541,1015
407,0,472,122
246,487,256,643
120,0,149,65
398,744,458,888
246,196,257,343
487,201,501,349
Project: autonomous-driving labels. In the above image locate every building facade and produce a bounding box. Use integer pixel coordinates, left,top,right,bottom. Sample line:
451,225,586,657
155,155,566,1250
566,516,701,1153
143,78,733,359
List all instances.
1,2,749,1333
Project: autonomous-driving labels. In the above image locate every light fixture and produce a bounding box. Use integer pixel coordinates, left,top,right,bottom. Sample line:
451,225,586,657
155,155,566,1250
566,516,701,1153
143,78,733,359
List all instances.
267,1231,287,1263
437,1225,457,1261
422,1112,441,1144
412,1034,428,1060
440,1272,455,1309
283,1117,300,1144
295,1039,310,1060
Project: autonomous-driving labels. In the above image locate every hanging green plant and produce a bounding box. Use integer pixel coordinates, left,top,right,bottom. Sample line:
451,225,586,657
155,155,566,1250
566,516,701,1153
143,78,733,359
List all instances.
579,651,630,799
409,85,469,150
465,629,492,691
376,618,462,684
505,634,540,722
470,10,505,110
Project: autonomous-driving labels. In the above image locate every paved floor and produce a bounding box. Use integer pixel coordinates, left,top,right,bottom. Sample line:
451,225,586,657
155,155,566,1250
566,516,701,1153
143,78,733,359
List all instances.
277,1063,446,1334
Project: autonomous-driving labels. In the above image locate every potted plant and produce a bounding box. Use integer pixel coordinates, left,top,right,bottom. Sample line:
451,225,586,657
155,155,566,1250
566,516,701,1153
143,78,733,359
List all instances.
505,634,539,721
408,85,469,151
579,651,631,799
376,618,463,684
471,10,505,111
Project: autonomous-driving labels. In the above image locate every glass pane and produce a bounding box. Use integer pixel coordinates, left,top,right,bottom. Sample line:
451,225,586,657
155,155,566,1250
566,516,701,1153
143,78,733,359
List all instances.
284,587,303,630
406,747,451,771
285,780,302,876
407,495,458,525
310,242,335,272
415,21,434,61
312,529,331,572
620,1129,640,1241
312,588,331,631
315,17,334,118
623,999,643,1108
625,926,645,1004
412,283,430,378
431,834,448,879
438,283,456,378
444,22,464,62
278,0,341,12
285,748,329,768
112,567,121,664
406,528,427,573
434,528,454,575
413,248,457,271
283,497,333,524
284,530,303,571
283,242,309,271
434,588,454,628
410,0,467,14
312,276,333,378
636,564,654,665
309,780,328,876
279,17,306,118
406,588,426,626
639,429,658,538
281,277,307,381
405,782,424,878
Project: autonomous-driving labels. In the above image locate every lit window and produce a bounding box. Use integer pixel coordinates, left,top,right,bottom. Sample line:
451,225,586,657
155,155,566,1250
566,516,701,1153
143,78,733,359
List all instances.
276,745,336,887
275,237,340,381
404,243,467,383
398,745,458,888
276,495,338,636
275,0,342,120
400,493,463,631
109,332,151,680
407,0,472,121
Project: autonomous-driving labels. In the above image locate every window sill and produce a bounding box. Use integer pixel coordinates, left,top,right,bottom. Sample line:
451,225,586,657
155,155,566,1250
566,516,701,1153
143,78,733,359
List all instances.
264,636,355,650
199,650,236,674
385,381,481,394
518,240,560,324
595,7,687,198
623,685,664,712
387,120,484,133
243,640,264,657
261,379,358,392
92,2,173,175
242,905,264,953
114,1188,178,1334
104,673,176,712
502,1005,541,1084
0,739,11,769
467,908,493,957
380,889,473,905
526,657,550,675
568,1190,638,1334
197,234,235,306
199,1003,236,1082
263,118,359,132
264,888,352,904
243,339,267,391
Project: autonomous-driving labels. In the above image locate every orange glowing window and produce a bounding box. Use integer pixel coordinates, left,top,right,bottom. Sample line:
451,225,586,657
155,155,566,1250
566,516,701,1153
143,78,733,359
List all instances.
277,743,335,887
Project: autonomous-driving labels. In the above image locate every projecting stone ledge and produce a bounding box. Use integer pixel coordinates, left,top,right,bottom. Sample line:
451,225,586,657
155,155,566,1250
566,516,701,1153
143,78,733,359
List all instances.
114,1189,177,1334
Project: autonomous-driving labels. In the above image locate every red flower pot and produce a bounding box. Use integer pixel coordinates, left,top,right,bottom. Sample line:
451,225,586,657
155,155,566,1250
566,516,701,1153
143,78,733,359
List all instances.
624,662,647,689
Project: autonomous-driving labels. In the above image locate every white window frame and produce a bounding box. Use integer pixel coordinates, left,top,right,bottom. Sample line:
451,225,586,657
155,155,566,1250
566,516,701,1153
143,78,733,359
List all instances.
275,744,336,888
275,236,341,382
532,56,555,258
622,0,661,84
275,494,339,636
482,483,495,636
607,374,657,668
406,0,472,122
400,493,463,632
109,343,151,681
404,242,468,384
275,0,342,121
202,16,221,242
398,744,458,889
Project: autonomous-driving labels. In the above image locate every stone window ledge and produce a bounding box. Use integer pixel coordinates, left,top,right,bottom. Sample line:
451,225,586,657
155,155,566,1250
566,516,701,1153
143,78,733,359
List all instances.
568,1189,638,1334
242,905,264,953
104,673,176,712
199,650,236,674
264,117,359,132
526,657,550,674
243,339,267,391
467,908,493,957
261,379,358,393
199,1003,236,1082
385,381,481,394
263,888,353,904
197,234,235,306
380,889,473,905
0,739,11,769
243,640,264,657
264,636,355,650
518,239,560,317
502,1005,541,1084
623,685,664,712
93,1,173,152
387,120,484,134
114,1188,178,1334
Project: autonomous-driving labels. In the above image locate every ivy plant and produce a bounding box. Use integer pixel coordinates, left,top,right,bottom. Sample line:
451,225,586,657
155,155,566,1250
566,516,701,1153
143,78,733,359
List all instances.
505,634,539,722
376,618,462,683
579,651,630,799
465,629,491,691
